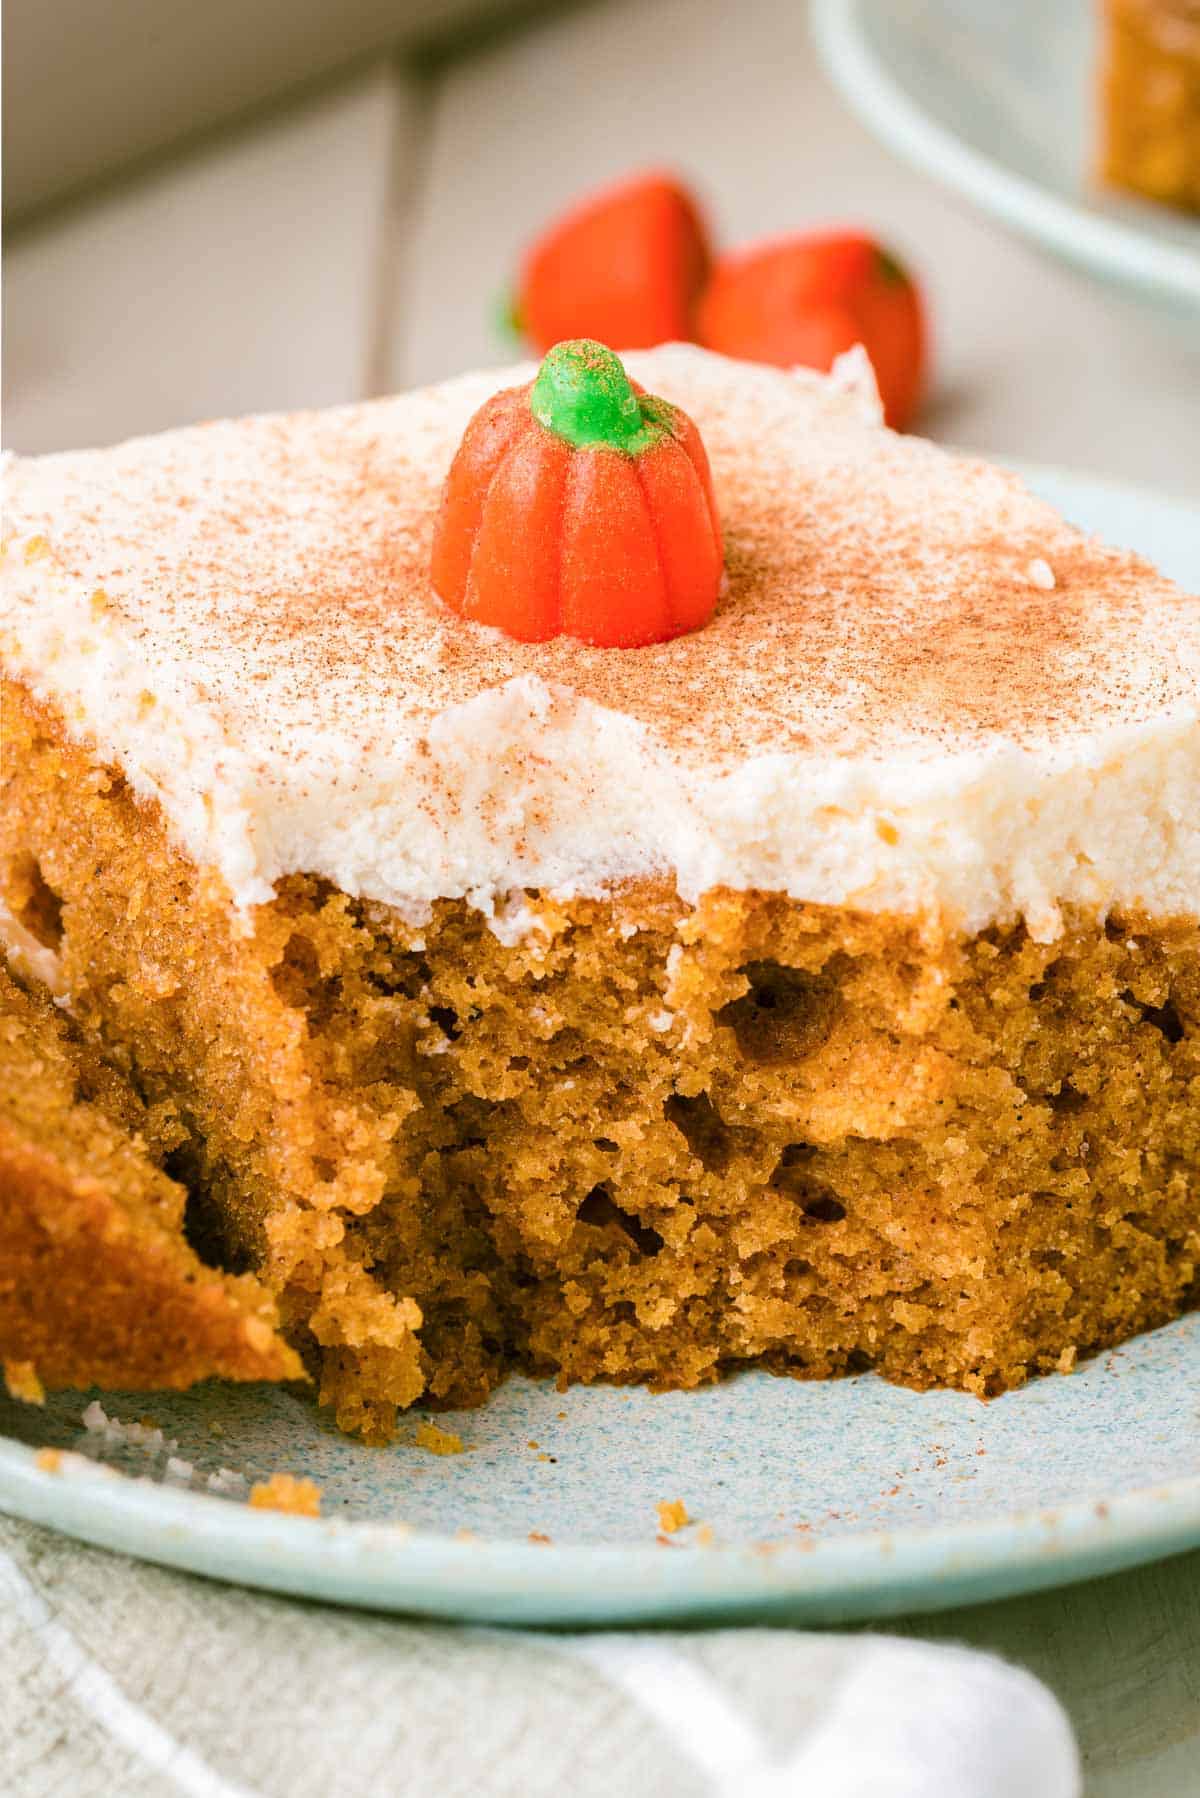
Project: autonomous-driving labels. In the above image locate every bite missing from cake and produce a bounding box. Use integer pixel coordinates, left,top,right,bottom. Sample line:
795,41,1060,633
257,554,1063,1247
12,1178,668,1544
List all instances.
2,346,1197,1438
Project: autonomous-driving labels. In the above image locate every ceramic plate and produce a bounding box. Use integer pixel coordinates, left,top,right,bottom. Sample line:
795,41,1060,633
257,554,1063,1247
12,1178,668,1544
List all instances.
2,464,1198,1627
811,0,1200,325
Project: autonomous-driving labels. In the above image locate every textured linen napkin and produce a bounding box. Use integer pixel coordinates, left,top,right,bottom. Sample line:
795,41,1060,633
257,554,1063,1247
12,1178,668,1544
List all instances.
0,1511,1080,1797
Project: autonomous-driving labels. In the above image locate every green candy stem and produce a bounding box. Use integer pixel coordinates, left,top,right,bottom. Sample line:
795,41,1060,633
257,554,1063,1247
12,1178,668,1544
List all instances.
529,340,665,453
493,285,525,347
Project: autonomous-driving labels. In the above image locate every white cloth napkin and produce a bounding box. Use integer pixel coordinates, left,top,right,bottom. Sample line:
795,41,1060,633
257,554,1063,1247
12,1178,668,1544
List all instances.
0,1512,1079,1797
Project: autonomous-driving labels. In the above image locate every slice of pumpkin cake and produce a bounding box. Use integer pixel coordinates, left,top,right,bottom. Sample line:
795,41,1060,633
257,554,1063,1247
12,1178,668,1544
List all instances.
1,342,1197,1440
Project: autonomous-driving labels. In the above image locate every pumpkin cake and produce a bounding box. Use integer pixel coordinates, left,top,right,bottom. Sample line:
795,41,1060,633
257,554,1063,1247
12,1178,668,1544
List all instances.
1100,0,1200,212
2,344,1198,1442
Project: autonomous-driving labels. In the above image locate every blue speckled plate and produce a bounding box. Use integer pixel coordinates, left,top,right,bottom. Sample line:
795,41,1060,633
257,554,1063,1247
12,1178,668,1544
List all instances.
1,465,1197,1626
812,0,1200,326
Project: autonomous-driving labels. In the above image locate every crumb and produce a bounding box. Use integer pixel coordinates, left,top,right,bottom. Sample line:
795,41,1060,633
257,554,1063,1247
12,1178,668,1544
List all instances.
249,1472,322,1517
4,1361,44,1405
79,1401,177,1455
656,1498,690,1534
526,1439,539,1449
694,1524,715,1547
528,1531,551,1544
557,1411,567,1421
35,1448,63,1473
415,1420,465,1457
455,1527,477,1542
536,1452,552,1463
1056,1345,1077,1374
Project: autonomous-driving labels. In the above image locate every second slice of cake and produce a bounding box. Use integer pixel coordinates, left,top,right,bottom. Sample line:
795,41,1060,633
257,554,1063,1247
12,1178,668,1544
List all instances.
2,346,1198,1439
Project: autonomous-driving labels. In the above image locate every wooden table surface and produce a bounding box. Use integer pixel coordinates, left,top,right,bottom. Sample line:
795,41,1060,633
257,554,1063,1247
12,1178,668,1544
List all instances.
5,1,1200,1788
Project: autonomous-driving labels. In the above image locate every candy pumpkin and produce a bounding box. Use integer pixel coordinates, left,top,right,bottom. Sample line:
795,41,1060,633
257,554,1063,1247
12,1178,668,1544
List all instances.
513,172,712,355
430,341,723,649
697,231,927,431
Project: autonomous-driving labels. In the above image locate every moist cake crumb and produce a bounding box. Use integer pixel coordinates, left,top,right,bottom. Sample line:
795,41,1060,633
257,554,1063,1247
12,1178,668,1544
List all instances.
249,1473,322,1517
4,1360,44,1404
657,1499,691,1534
415,1420,466,1456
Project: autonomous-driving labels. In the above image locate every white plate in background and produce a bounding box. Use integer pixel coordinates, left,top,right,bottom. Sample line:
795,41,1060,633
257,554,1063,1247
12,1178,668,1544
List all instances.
812,0,1200,324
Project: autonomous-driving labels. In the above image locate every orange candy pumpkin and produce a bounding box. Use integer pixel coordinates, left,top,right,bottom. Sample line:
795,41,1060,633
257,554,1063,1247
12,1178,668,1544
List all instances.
430,341,723,649
515,171,712,355
697,231,927,431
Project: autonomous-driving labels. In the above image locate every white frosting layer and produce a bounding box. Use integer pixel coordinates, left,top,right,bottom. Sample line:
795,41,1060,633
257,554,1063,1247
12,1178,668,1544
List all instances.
3,348,1198,941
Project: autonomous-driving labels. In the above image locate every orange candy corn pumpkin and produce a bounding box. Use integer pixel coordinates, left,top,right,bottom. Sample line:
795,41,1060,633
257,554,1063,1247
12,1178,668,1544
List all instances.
697,231,927,431
430,341,723,648
515,172,712,354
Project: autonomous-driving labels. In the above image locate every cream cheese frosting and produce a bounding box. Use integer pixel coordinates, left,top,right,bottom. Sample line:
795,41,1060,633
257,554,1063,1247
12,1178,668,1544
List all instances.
2,345,1198,941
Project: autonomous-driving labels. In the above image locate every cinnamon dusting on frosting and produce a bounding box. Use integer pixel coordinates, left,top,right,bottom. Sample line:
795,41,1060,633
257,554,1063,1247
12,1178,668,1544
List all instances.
3,351,1194,764
2,348,1198,937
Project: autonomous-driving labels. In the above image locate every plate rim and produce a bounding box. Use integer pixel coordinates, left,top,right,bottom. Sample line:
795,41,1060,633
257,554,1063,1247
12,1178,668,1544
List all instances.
810,0,1200,312
2,459,1197,1623
2,1418,1199,1625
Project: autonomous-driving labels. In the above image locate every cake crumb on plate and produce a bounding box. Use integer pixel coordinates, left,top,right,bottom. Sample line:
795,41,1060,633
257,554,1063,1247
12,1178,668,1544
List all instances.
415,1420,465,1457
657,1498,691,1534
249,1473,322,1517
